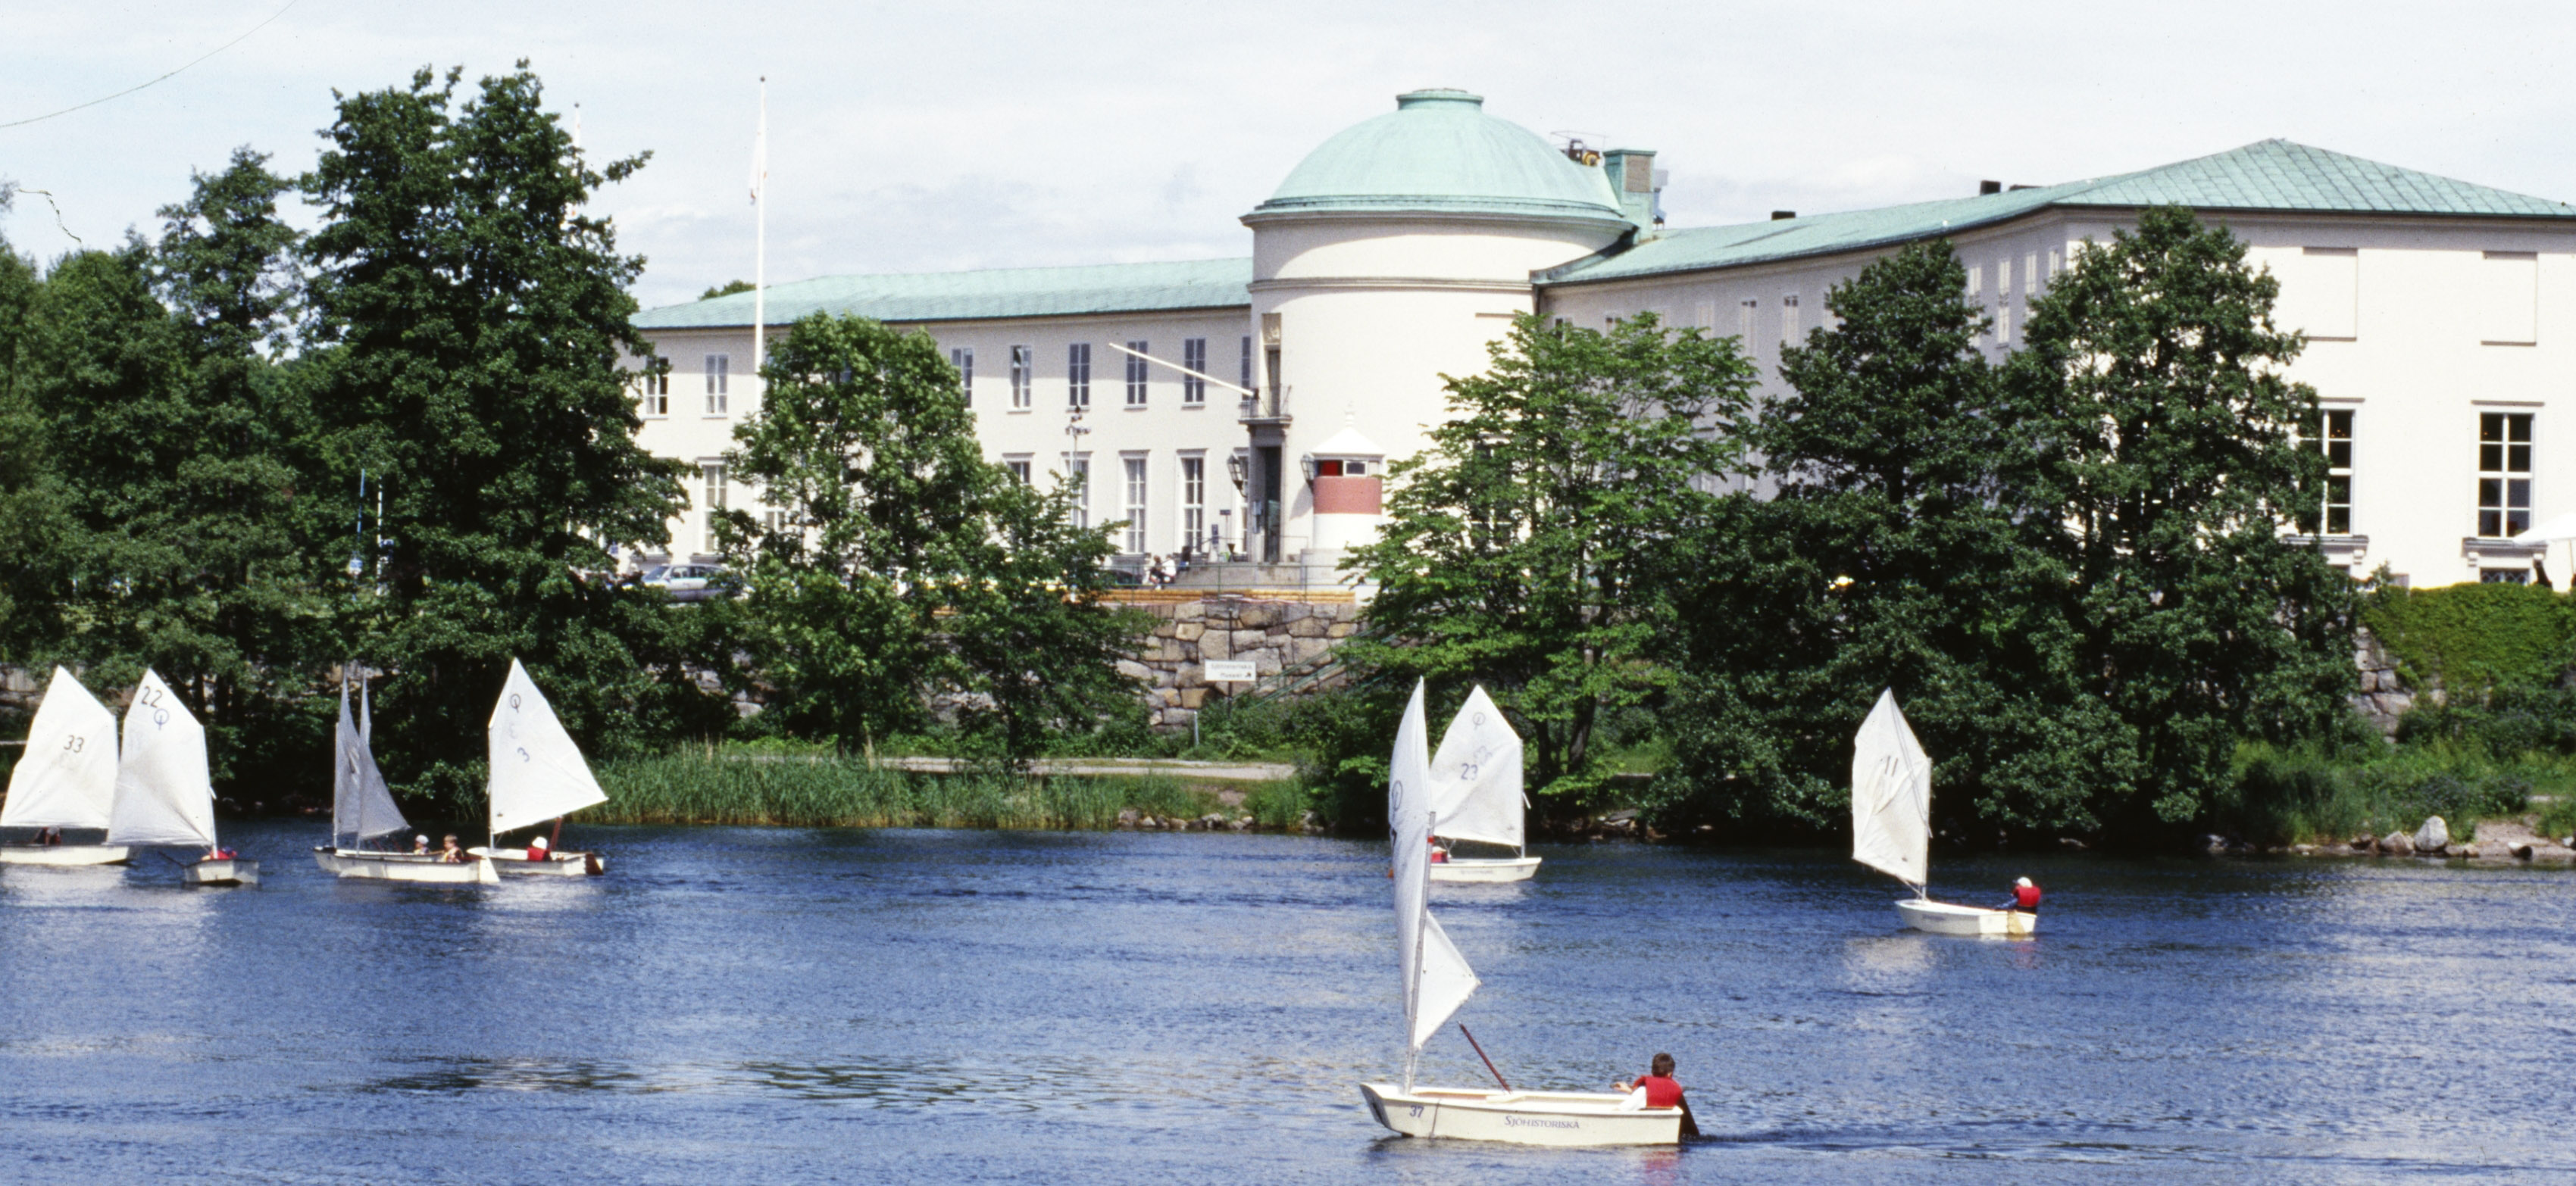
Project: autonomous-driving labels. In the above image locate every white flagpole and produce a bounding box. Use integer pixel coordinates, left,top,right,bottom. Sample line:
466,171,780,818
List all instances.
751,77,767,394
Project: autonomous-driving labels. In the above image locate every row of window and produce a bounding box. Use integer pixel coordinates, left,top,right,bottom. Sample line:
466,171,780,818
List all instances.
638,339,1252,418
2306,410,2534,541
959,338,1252,411
1005,453,1228,554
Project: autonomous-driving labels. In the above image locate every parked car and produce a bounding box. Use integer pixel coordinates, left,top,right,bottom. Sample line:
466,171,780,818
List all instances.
639,563,732,603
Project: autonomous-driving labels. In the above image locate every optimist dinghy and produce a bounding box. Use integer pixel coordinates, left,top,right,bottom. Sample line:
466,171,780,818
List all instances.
467,659,608,876
1851,690,2032,937
1359,680,1682,1147
0,668,130,866
108,670,257,887
314,679,498,885
1425,686,1539,884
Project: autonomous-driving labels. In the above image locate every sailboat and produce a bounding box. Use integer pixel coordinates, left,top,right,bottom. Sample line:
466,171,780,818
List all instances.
1852,689,2032,937
106,670,256,887
0,668,131,866
1425,685,1539,883
467,659,608,875
1359,680,1683,1147
314,678,498,884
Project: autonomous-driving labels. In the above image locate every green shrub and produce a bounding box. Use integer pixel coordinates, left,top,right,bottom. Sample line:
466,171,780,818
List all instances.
2363,582,2576,693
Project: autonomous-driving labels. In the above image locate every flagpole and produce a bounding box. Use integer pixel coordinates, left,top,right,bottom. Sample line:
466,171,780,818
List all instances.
752,77,767,394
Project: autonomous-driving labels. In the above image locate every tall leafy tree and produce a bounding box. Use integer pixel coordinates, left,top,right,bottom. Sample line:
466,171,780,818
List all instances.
0,194,67,664
1345,312,1757,797
1661,242,2134,835
2005,206,2356,829
302,64,692,797
714,312,1143,763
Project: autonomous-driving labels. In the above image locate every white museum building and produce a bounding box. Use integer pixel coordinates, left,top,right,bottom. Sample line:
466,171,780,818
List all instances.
631,88,2576,589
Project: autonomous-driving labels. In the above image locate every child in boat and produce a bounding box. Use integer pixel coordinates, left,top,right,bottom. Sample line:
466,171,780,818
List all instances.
527,835,552,861
1616,1053,1699,1135
412,835,430,854
1428,836,1449,863
1999,876,2042,913
439,835,467,863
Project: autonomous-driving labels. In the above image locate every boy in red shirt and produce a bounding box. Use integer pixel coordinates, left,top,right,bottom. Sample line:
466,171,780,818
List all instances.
1615,1053,1699,1136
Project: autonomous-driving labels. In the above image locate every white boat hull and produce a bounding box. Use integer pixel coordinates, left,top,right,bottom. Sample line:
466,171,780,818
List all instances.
1361,1083,1681,1146
313,847,499,885
1896,897,2037,937
183,857,258,887
0,844,131,866
1428,856,1541,883
468,847,605,876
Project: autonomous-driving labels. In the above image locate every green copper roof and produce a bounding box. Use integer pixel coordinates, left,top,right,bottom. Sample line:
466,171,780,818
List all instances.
633,258,1252,330
1248,89,1627,223
1544,139,2576,286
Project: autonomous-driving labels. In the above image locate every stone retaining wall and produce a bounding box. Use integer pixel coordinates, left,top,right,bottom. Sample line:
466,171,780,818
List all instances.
1107,593,1363,732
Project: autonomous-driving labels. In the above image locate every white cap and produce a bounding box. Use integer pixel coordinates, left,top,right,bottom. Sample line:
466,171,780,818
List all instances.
2015,876,2033,887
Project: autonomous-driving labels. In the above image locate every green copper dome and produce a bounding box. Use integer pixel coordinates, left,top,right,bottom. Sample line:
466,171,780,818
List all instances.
1249,89,1627,223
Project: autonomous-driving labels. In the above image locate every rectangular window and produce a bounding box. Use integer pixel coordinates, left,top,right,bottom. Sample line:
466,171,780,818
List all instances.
1005,457,1031,485
2481,251,2539,345
1182,338,1207,404
1997,301,2012,345
1694,301,1716,331
1010,345,1032,409
1180,454,1206,550
1066,456,1090,529
1240,336,1252,392
705,354,730,415
2316,409,2354,534
1068,343,1091,409
639,357,670,416
1123,456,1148,552
2478,412,2534,537
1737,299,1756,344
1780,295,1799,347
700,463,727,551
1125,341,1149,406
1966,264,1983,298
950,347,974,406
762,508,789,535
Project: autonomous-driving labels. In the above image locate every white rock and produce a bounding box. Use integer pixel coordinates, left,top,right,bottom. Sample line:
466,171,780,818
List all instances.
2412,816,2449,852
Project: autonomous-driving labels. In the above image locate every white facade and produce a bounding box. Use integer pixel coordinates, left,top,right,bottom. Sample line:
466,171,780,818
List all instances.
631,94,2576,588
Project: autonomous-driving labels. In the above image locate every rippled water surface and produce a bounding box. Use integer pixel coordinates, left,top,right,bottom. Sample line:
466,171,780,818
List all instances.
2,821,2571,1183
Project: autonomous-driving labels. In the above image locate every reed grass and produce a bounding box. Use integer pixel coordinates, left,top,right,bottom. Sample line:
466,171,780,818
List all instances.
2225,741,2576,844
585,753,1305,832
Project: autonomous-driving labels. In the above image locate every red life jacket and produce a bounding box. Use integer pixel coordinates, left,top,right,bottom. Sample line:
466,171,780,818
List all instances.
2014,883,2043,910
1633,1075,1685,1108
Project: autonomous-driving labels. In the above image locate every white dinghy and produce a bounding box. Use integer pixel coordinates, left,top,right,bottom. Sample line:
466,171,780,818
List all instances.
0,668,131,866
1359,680,1683,1147
1852,690,2031,937
467,659,608,876
108,670,255,887
1425,686,1539,883
314,681,497,885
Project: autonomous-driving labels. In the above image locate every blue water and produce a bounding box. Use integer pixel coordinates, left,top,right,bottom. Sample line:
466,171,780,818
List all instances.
2,821,2571,1183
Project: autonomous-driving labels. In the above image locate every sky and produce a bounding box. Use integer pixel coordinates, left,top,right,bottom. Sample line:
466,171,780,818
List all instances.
6,0,2574,312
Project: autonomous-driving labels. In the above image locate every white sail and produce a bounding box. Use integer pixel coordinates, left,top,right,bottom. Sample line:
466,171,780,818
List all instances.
334,685,409,844
1,667,120,831
105,669,217,849
1427,685,1525,850
1850,688,1930,888
485,658,607,836
1391,680,1479,1066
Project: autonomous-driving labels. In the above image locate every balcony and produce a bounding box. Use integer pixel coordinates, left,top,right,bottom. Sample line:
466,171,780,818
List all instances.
1240,385,1292,426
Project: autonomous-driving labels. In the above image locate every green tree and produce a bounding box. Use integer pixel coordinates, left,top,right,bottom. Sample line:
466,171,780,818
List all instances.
1659,241,2134,835
715,312,1145,764
2005,206,2356,829
700,279,755,301
301,64,696,798
1344,312,1757,798
0,193,68,663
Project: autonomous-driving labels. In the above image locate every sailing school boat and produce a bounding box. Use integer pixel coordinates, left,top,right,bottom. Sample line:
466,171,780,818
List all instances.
467,659,608,875
0,668,130,866
107,670,256,887
314,681,498,884
1851,689,2033,937
1360,680,1683,1147
1425,685,1538,883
